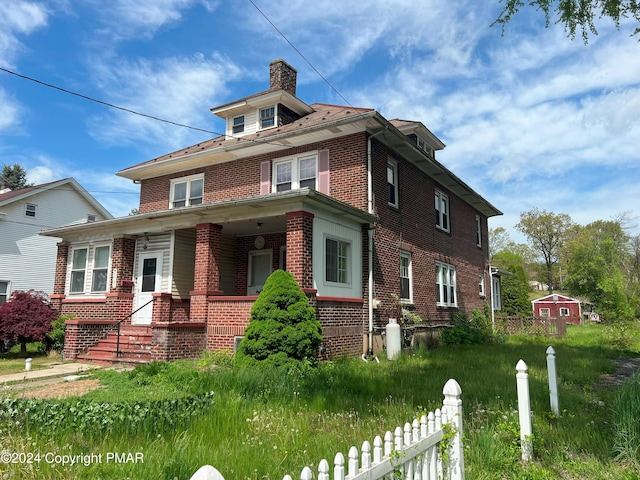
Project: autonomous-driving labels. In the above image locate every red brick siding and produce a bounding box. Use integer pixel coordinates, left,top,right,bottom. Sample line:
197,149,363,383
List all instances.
235,233,286,295
206,297,254,350
111,236,136,294
370,138,490,325
54,242,69,295
150,323,206,361
63,320,116,359
138,134,370,214
286,211,314,289
316,299,366,358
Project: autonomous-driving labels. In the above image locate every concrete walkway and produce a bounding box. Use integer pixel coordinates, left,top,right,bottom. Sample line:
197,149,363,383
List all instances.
0,362,97,385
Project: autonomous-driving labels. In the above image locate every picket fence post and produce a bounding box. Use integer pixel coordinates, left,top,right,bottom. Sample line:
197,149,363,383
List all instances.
516,359,533,462
546,346,559,416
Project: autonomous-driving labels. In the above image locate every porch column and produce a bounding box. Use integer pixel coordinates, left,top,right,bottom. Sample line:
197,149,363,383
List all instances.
111,235,136,293
286,210,314,290
191,223,223,323
50,241,69,310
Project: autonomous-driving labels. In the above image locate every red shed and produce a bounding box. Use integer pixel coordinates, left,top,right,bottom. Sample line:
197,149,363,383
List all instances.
532,294,582,325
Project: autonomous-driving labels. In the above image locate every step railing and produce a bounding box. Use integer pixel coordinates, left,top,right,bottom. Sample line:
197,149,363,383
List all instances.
101,298,155,358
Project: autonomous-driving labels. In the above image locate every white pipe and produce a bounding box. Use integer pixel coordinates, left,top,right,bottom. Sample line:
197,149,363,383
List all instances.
366,127,387,357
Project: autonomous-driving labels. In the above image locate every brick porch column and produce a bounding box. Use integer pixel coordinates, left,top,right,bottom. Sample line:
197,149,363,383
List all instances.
51,241,69,310
111,235,136,293
286,210,314,290
190,223,223,323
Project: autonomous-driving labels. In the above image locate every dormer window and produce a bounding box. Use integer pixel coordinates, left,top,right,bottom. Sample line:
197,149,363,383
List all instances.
260,106,275,129
416,136,434,157
232,115,245,134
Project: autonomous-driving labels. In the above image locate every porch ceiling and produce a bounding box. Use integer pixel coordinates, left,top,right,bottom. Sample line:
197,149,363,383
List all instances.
40,189,377,241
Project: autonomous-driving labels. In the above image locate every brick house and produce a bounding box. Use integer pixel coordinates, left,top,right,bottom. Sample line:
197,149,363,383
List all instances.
43,59,502,363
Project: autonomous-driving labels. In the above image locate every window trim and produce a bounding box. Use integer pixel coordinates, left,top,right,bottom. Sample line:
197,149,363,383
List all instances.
436,261,457,308
325,236,351,286
559,307,570,317
400,250,413,303
169,174,204,209
0,280,9,306
387,159,399,208
540,308,551,317
259,105,276,129
272,152,318,192
479,275,485,298
476,215,482,247
232,115,245,134
25,203,37,217
68,244,112,295
435,189,450,232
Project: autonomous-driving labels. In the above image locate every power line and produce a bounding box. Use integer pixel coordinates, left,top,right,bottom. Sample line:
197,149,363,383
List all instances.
0,66,289,149
0,66,219,136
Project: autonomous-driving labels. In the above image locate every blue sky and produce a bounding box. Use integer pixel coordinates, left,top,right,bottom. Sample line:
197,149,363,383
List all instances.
1,1,639,243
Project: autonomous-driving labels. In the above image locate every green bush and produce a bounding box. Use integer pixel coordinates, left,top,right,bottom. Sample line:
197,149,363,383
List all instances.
442,305,494,345
612,372,640,467
234,270,322,369
43,314,72,353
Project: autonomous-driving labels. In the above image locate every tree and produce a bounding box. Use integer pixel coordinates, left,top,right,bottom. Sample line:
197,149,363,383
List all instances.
565,220,634,322
516,208,573,294
234,270,322,369
0,164,33,191
492,251,532,315
493,0,640,43
0,290,59,353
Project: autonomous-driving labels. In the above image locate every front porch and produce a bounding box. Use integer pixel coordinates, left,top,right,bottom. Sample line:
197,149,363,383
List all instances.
47,190,375,364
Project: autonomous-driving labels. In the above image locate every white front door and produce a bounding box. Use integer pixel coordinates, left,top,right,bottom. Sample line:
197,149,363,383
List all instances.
247,250,272,295
133,253,163,325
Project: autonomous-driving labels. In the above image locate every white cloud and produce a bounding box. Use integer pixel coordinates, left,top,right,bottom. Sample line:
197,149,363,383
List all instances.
86,53,240,150
87,0,217,41
0,91,21,132
0,1,48,67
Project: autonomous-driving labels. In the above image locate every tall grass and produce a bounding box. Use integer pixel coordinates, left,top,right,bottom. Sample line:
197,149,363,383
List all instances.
0,324,638,479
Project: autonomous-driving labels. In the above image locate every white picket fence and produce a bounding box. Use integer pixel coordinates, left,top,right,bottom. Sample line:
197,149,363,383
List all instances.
191,379,464,480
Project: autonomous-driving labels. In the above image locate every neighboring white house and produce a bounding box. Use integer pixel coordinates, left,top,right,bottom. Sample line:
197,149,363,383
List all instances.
0,178,112,304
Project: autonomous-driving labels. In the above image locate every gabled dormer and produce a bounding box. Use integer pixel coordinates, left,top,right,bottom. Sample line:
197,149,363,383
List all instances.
389,119,446,160
211,59,314,139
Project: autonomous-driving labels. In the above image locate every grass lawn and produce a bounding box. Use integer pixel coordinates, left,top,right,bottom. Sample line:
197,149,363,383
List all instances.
1,324,639,479
0,347,62,376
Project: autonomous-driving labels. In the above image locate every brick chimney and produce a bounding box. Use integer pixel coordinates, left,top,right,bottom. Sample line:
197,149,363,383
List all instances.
269,59,297,96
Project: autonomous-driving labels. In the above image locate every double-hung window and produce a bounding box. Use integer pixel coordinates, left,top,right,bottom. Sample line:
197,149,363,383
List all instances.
91,246,110,292
435,190,449,232
326,238,349,284
232,115,245,134
0,281,9,305
387,160,398,207
436,262,457,307
25,204,36,217
540,308,550,317
479,275,485,297
170,175,204,208
70,248,88,293
260,106,275,129
70,245,111,294
273,154,317,192
400,251,412,302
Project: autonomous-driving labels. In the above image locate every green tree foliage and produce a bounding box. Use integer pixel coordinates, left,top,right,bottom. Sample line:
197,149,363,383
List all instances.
516,208,574,293
493,0,640,43
565,220,634,322
234,270,322,369
0,290,59,353
442,305,494,345
0,164,33,191
492,251,532,315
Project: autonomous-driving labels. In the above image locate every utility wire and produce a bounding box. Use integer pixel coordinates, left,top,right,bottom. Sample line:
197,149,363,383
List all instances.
0,66,289,148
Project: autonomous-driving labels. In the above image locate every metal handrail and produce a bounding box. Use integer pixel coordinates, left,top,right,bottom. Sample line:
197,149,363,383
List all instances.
102,297,156,358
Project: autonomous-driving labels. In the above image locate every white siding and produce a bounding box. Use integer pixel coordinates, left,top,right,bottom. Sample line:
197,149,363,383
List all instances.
225,110,258,138
0,186,109,296
312,215,363,299
133,233,172,293
172,229,196,298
